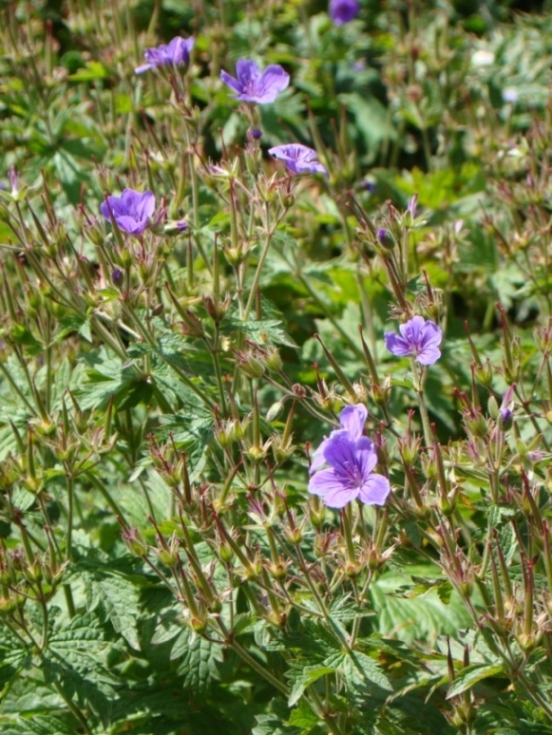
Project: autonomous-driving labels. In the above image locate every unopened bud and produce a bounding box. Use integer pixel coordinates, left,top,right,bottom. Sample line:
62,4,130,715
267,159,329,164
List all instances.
459,581,473,599
158,548,180,567
377,228,395,249
467,413,488,438
498,408,513,432
122,528,148,556
164,220,189,236
345,562,361,579
266,401,284,422
190,615,208,634
216,420,239,448
238,353,265,379
269,561,287,581
219,544,233,564
487,396,499,420
243,561,261,580
285,527,303,545
265,347,283,373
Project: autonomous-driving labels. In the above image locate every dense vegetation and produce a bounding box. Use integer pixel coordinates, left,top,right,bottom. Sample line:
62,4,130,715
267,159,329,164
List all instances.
1,1,552,733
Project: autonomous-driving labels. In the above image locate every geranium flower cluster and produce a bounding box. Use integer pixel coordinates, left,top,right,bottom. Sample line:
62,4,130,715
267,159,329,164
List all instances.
104,39,329,236
308,405,390,509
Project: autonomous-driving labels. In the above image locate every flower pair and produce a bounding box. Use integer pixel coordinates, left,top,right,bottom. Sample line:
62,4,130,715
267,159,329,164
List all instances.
219,60,327,177
308,405,390,509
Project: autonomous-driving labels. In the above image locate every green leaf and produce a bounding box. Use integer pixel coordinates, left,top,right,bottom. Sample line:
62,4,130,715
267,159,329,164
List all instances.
286,698,321,732
42,613,117,714
446,663,506,699
369,573,471,643
0,715,77,734
68,548,142,649
224,317,298,348
254,698,301,735
0,627,31,693
174,629,223,694
287,664,335,707
68,60,110,81
339,650,393,694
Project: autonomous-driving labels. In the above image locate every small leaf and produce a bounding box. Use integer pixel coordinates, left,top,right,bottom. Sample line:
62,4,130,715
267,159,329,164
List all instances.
287,665,335,707
446,663,505,699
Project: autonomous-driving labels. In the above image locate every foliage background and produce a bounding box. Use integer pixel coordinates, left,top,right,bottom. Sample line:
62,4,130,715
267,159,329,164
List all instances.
1,1,552,734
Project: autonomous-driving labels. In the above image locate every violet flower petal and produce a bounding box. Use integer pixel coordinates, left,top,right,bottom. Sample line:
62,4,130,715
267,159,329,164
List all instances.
358,473,391,505
268,144,328,178
255,65,290,102
383,333,412,357
219,70,243,95
339,404,367,441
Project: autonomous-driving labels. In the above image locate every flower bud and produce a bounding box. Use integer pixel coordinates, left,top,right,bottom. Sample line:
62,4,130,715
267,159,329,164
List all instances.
164,220,189,236
245,442,269,462
371,376,392,406
190,614,208,634
458,581,473,599
216,420,239,448
269,561,287,581
438,495,456,516
265,347,283,373
266,401,284,422
487,396,499,420
377,228,395,250
219,543,234,564
158,548,180,567
243,560,261,580
122,528,148,556
345,561,362,579
238,353,265,379
285,527,303,545
498,408,513,432
467,413,488,438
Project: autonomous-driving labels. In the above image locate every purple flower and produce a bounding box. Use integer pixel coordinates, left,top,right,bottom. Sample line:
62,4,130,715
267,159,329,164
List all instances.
268,144,328,177
112,268,123,285
309,432,390,509
329,0,360,25
220,59,290,104
135,36,194,75
384,316,442,366
100,189,156,236
311,404,367,474
498,384,515,429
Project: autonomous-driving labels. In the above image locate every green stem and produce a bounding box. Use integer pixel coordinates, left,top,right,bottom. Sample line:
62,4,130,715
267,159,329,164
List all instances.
52,679,91,734
243,229,275,322
216,618,288,694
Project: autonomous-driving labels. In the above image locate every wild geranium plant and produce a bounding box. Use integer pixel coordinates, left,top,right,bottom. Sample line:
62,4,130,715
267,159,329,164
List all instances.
1,2,552,735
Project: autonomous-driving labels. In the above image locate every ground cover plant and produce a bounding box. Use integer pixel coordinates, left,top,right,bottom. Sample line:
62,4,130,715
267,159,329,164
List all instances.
1,0,552,733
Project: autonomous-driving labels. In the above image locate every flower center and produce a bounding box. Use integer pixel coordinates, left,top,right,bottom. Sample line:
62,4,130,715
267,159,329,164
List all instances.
341,461,364,488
